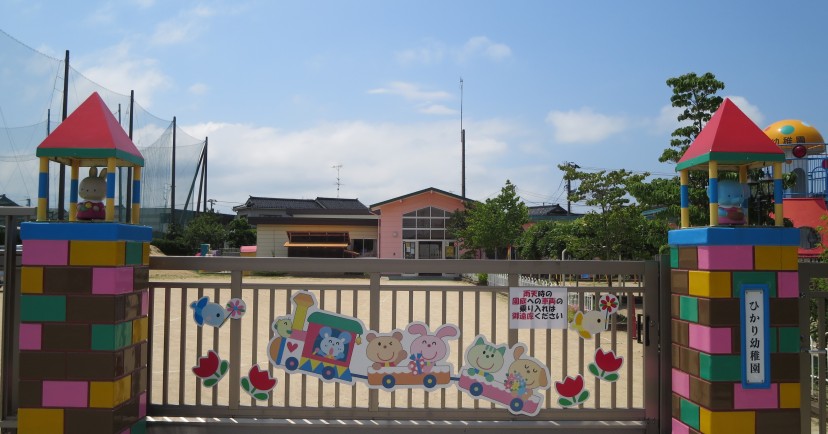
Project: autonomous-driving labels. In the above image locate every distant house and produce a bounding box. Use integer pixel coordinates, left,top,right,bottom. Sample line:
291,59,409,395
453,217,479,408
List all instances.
0,194,19,207
527,204,582,223
233,196,378,258
370,187,467,260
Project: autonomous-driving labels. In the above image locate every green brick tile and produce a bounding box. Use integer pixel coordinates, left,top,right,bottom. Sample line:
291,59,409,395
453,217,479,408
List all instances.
732,271,777,298
670,247,679,268
680,397,700,430
679,296,698,322
91,322,134,351
131,419,147,434
778,327,799,353
770,328,778,352
20,295,66,322
125,242,144,265
699,353,741,381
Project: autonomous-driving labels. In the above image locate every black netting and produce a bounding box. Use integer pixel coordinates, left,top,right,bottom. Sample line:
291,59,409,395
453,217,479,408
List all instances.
0,30,205,231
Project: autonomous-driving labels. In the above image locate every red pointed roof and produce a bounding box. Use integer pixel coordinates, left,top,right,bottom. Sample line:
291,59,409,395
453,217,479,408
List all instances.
36,92,144,167
676,98,784,171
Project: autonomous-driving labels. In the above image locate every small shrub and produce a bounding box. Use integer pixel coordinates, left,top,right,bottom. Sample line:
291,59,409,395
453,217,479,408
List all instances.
477,273,488,285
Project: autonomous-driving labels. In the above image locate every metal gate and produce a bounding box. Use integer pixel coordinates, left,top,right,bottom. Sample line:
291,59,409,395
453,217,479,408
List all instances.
144,257,667,433
798,262,828,433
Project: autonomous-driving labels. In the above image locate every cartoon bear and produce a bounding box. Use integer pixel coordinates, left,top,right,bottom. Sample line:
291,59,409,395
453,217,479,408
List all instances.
365,330,407,369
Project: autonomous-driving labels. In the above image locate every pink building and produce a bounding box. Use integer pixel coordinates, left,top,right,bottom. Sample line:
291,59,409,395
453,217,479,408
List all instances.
370,187,467,260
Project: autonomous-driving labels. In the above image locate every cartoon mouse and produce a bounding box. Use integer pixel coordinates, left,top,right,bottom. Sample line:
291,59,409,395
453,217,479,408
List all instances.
406,323,458,374
77,167,107,220
315,326,351,360
365,331,407,369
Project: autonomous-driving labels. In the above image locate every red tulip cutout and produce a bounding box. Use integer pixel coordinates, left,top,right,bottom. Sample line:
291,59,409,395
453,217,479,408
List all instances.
192,350,229,387
555,374,589,408
241,365,277,400
588,348,623,382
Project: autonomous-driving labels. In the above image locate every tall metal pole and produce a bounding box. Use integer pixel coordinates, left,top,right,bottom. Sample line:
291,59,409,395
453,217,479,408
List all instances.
58,50,70,220
118,104,123,222
126,91,134,223
171,116,176,226
460,78,465,200
195,145,205,214
203,137,208,213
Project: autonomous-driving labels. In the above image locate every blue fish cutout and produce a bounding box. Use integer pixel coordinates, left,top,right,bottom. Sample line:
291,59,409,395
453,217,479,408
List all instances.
190,296,229,327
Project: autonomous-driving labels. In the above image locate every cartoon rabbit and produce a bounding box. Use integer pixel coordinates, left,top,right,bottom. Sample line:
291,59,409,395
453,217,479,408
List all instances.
406,323,459,374
77,167,107,220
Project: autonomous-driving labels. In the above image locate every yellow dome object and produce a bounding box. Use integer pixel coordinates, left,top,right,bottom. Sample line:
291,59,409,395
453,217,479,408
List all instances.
764,119,825,155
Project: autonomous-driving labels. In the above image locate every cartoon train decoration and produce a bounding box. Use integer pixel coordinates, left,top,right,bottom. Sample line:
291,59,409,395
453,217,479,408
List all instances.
265,291,575,416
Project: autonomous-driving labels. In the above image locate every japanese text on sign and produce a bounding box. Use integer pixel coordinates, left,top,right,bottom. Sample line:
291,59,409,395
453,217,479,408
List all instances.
509,287,568,329
742,288,767,387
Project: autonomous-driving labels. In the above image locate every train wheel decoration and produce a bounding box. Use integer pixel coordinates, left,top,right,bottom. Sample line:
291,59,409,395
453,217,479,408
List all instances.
265,291,562,416
456,335,550,416
267,291,366,385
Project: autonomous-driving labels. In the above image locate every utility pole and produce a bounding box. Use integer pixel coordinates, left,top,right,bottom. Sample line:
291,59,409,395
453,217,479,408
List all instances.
207,199,216,212
460,78,465,199
332,164,343,198
564,161,580,214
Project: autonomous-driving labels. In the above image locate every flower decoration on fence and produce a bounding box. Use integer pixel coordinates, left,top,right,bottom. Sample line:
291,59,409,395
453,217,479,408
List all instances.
598,294,619,330
588,348,623,382
226,298,247,320
192,350,229,387
241,365,278,400
555,374,589,408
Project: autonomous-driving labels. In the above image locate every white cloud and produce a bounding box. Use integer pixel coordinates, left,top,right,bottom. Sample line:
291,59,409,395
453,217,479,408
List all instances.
74,41,171,108
86,4,116,25
725,95,765,127
130,0,156,8
150,5,215,45
545,108,628,144
459,36,512,62
653,104,685,133
396,36,511,65
189,82,208,95
368,82,452,102
395,40,446,65
418,104,457,116
178,118,524,212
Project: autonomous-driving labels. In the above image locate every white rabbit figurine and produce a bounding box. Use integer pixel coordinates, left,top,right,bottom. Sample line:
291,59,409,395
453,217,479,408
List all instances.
77,167,107,220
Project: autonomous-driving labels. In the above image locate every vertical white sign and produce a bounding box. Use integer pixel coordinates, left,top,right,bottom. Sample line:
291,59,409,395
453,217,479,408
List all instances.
509,287,568,329
743,288,766,385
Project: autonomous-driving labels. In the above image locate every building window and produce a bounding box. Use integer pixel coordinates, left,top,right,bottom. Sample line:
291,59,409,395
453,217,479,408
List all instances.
401,207,451,240
350,239,376,257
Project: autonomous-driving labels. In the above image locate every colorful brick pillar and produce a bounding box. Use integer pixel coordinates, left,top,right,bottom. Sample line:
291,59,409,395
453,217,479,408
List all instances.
669,227,801,434
17,222,151,434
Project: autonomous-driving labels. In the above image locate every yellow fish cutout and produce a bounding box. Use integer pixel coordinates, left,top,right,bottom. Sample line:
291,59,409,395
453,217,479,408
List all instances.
570,310,605,340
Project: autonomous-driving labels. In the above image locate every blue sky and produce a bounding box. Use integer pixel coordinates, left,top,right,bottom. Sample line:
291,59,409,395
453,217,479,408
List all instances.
2,0,828,214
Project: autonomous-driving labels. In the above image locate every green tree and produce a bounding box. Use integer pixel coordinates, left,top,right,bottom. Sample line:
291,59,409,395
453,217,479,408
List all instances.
455,180,528,259
183,211,227,252
660,72,725,164
517,220,579,260
226,217,257,248
559,165,648,214
557,165,666,260
654,72,726,226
